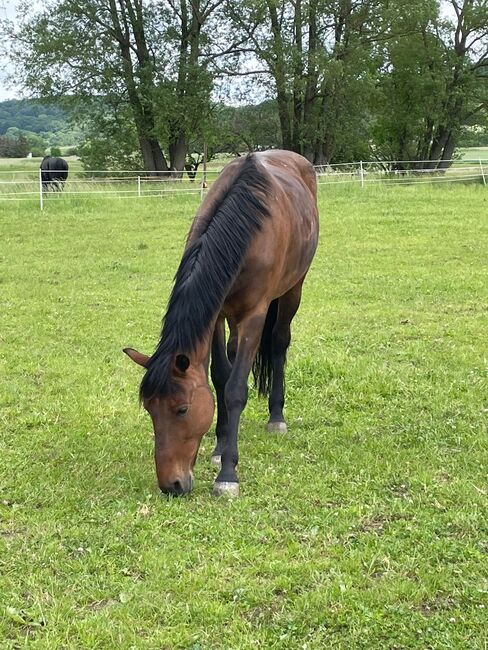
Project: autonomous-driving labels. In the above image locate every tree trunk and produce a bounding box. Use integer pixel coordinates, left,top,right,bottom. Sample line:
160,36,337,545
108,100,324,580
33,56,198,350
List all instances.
109,0,168,172
438,131,456,170
313,143,327,166
427,125,450,168
267,1,293,150
169,132,188,175
139,136,169,174
303,0,320,160
291,0,304,154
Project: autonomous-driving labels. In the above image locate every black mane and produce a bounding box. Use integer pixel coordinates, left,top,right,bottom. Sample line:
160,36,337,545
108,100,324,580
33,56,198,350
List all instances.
140,154,270,399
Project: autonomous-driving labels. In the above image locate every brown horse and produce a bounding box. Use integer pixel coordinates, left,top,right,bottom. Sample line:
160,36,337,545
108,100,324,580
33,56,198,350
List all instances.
124,150,319,496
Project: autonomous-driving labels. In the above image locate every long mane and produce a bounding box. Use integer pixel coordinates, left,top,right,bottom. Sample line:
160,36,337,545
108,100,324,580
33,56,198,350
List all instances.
140,154,271,399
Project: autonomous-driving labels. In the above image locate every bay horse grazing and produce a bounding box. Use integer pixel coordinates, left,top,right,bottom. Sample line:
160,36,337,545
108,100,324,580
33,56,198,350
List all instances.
40,156,69,191
124,150,319,497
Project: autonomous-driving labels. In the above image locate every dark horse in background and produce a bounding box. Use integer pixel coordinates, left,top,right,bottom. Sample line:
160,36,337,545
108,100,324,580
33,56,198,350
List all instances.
40,156,69,191
124,150,319,497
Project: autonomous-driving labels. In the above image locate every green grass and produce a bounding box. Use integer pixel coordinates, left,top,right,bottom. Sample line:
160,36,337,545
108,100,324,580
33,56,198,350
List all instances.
0,155,228,176
1,184,487,648
0,156,82,176
458,147,488,161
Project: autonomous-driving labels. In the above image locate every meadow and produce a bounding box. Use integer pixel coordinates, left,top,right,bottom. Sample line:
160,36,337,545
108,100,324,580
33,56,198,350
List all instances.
1,182,487,648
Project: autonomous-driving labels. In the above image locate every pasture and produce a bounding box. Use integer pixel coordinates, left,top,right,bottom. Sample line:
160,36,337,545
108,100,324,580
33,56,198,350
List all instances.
1,184,487,648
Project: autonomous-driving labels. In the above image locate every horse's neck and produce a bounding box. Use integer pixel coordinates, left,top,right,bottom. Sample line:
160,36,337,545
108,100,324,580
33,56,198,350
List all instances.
187,322,215,375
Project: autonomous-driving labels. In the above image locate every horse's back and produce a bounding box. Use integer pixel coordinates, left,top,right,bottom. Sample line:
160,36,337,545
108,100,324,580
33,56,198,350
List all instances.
41,156,69,177
256,149,317,199
223,151,319,316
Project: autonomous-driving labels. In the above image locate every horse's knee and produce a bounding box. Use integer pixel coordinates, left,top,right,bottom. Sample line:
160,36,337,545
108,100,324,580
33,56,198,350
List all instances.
225,382,248,412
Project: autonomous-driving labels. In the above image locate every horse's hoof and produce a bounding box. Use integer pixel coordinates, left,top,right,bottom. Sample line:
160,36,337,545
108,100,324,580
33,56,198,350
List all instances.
211,455,221,467
267,421,287,433
212,481,240,497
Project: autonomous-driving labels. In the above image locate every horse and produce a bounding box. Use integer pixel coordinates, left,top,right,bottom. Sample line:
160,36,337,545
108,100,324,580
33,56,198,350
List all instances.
124,150,319,497
40,156,69,191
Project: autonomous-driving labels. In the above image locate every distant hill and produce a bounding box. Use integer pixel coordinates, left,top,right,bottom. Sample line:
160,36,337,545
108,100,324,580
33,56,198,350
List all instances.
0,99,81,148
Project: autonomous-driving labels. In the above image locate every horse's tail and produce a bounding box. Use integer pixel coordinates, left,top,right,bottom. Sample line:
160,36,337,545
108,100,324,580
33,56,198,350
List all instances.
253,298,279,396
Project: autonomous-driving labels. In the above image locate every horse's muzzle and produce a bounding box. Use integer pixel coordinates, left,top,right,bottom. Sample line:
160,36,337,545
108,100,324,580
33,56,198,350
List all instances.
160,474,193,496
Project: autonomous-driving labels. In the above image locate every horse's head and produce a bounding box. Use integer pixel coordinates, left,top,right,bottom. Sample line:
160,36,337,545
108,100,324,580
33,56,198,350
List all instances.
124,348,214,495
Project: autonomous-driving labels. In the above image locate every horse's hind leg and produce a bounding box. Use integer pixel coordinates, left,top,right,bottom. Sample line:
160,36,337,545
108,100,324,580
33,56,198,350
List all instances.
267,280,304,433
210,317,232,466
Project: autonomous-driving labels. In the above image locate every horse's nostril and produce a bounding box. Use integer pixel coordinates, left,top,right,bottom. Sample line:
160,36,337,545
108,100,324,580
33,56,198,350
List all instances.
161,479,184,496
172,480,183,494
160,476,193,496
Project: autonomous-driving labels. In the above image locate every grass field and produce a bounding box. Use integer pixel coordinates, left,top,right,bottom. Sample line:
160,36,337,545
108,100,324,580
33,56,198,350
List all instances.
1,183,487,648
459,147,488,161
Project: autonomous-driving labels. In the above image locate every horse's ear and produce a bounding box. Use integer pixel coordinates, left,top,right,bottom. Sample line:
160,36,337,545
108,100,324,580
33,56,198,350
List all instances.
174,354,190,373
123,348,150,368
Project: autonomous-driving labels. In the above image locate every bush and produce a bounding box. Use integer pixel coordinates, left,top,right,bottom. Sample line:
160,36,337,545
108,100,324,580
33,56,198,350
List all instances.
50,146,62,156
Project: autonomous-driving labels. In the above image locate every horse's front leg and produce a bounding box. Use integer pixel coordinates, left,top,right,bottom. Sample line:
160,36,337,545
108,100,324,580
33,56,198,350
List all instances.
213,310,267,497
210,317,232,466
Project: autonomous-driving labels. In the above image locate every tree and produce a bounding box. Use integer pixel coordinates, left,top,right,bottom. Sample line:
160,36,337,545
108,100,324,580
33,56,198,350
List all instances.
373,0,488,168
5,126,48,156
0,134,29,157
223,0,387,164
3,1,225,172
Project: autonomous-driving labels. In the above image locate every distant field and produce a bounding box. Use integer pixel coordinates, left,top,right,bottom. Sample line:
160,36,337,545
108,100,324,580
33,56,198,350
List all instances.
459,147,488,161
1,183,487,648
0,147,486,176
0,156,82,180
0,155,229,176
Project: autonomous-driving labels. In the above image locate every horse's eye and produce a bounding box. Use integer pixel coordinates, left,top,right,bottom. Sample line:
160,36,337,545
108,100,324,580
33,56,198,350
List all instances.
176,406,189,417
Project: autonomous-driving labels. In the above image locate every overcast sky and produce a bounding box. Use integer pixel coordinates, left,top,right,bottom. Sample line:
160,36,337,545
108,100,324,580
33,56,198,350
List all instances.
0,0,20,100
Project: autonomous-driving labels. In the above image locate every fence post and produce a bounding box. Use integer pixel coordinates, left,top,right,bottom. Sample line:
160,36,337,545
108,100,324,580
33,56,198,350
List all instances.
359,161,364,188
200,142,207,201
479,159,486,186
39,167,43,210
137,175,141,197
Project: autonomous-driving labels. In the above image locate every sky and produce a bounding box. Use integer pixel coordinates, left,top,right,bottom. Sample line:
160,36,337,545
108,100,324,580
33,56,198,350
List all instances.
0,0,20,100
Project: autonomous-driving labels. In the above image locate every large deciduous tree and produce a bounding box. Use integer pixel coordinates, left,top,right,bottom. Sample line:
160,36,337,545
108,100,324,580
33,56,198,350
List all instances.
374,0,488,168
223,0,388,164
3,0,223,172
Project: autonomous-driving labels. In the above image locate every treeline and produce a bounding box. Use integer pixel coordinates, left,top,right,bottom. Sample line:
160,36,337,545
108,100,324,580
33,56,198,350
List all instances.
2,1,487,171
0,99,81,156
0,134,29,158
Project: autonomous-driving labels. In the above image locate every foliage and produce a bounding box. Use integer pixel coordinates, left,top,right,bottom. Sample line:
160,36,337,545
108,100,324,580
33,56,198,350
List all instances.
2,1,225,172
6,127,48,157
223,0,385,163
76,99,144,172
1,1,486,167
0,133,29,157
373,0,488,167
0,99,81,147
0,99,64,134
207,101,282,155
458,127,488,147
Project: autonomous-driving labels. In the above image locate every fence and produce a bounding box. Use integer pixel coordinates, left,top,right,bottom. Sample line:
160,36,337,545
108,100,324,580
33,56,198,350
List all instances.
314,159,487,188
0,158,486,209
